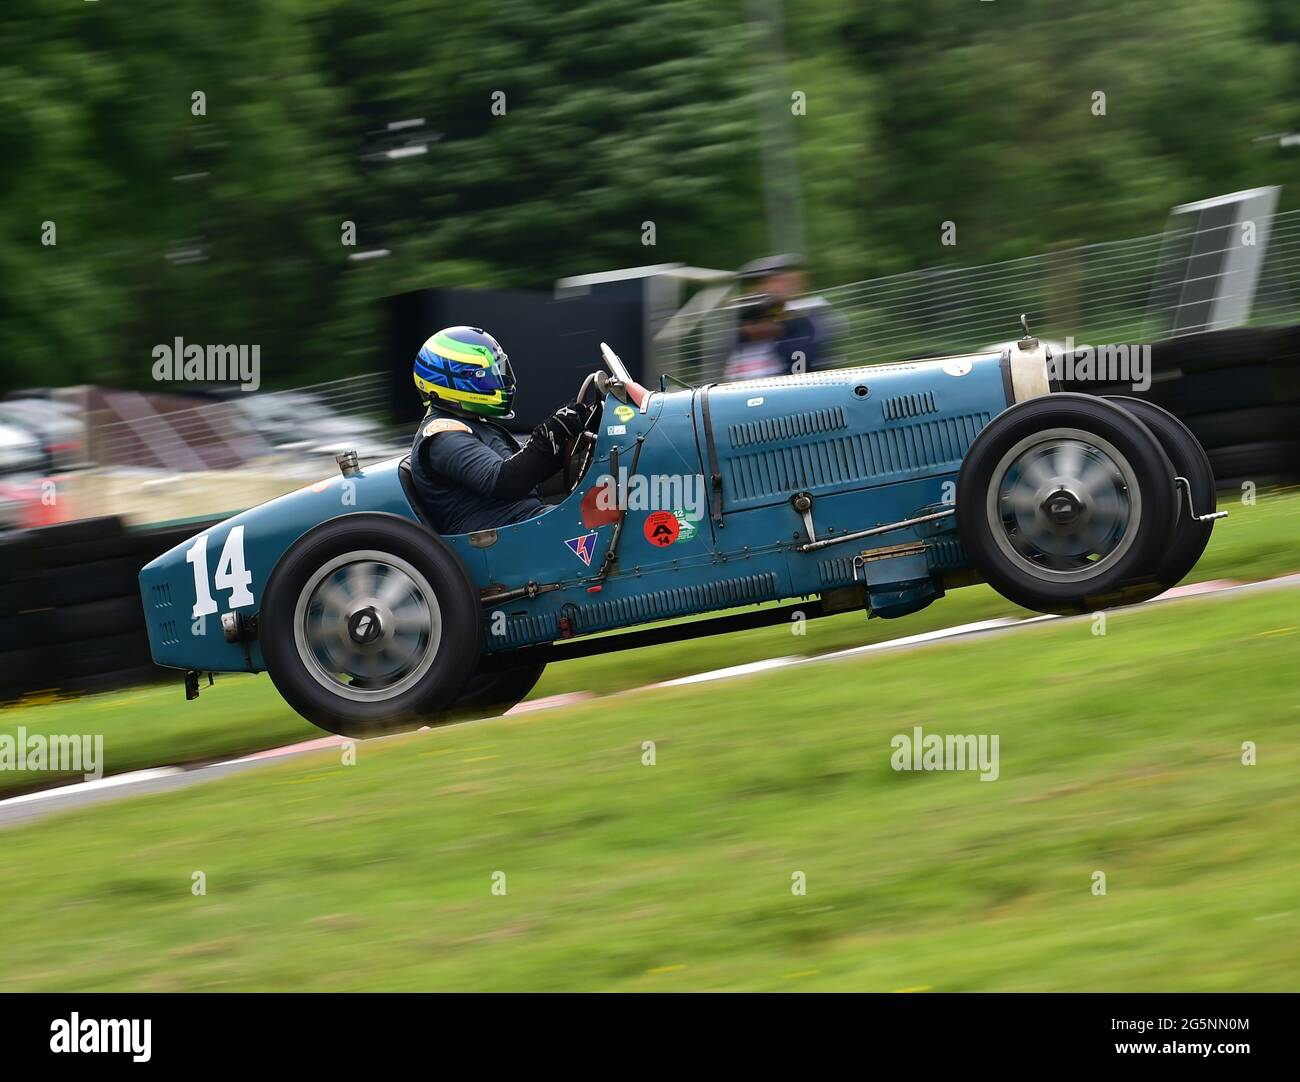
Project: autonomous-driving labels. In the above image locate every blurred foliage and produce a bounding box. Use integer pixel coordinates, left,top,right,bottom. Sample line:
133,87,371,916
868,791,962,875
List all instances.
795,0,1300,282
0,0,758,389
1,0,1298,391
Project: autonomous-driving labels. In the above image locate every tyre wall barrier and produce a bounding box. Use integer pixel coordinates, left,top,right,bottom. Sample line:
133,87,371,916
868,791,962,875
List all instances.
1054,325,1300,489
0,517,218,703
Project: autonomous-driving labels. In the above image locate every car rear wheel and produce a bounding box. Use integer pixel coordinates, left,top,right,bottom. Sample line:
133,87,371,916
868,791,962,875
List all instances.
1102,396,1216,604
956,394,1176,615
261,514,481,738
452,661,547,715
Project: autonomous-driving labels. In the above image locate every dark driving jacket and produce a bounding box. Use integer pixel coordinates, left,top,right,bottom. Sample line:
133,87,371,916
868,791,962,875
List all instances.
409,407,551,534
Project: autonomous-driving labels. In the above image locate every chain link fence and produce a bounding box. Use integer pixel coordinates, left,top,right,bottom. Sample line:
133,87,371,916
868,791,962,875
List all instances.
666,209,1300,385
64,373,402,524
87,373,397,472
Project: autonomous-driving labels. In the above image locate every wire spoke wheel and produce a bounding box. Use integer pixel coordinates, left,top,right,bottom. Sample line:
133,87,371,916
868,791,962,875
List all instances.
293,550,442,702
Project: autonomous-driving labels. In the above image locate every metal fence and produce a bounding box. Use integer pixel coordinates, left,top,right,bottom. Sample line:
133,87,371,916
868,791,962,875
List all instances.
87,372,397,472
668,208,1300,385
76,210,1300,476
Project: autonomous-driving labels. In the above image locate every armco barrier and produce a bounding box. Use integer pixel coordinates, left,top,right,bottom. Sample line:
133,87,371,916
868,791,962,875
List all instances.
0,516,217,702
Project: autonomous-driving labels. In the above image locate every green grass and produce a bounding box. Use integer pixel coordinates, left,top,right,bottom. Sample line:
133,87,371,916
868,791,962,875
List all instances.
0,485,1295,796
0,586,1296,991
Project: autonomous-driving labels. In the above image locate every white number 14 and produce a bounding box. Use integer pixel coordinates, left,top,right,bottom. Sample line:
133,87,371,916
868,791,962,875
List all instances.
186,526,255,618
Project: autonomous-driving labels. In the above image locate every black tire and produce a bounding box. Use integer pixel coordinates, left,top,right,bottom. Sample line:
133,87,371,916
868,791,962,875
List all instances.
40,556,141,607
40,531,167,568
1212,474,1289,494
0,611,51,651
48,596,145,642
1207,441,1299,482
1185,406,1300,450
26,522,223,572
54,631,151,679
0,575,48,615
0,647,56,699
452,661,547,715
1173,363,1300,417
0,538,42,585
956,394,1176,615
260,514,482,738
18,517,123,548
1149,326,1300,375
1077,379,1179,412
1103,396,1216,602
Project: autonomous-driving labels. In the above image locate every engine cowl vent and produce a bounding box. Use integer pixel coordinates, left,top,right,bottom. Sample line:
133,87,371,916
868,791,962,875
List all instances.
722,411,991,506
727,406,848,449
882,391,938,420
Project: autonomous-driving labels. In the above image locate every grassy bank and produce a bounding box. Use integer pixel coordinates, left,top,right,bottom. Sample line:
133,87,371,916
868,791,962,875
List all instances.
0,585,1295,990
0,486,1294,796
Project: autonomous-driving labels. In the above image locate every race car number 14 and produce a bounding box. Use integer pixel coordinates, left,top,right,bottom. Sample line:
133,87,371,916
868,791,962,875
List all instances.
185,526,255,618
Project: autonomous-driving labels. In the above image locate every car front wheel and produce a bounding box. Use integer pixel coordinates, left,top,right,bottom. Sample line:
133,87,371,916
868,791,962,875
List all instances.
956,394,1177,615
452,661,547,716
260,514,481,737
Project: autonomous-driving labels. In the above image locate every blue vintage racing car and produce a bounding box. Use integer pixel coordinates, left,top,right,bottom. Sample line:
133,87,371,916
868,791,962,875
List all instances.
139,332,1222,736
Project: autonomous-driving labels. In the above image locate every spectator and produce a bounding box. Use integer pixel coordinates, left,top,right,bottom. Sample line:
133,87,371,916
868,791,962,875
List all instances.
724,292,786,380
725,254,841,380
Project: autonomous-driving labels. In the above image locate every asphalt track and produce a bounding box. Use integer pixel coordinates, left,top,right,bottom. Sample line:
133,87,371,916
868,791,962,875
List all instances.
1,572,1296,829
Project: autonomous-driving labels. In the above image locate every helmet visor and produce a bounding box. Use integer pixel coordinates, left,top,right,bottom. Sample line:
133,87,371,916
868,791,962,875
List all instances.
439,353,509,397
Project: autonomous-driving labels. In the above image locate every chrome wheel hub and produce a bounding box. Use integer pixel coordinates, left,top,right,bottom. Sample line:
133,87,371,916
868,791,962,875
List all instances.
347,605,385,645
293,551,442,702
1042,487,1083,525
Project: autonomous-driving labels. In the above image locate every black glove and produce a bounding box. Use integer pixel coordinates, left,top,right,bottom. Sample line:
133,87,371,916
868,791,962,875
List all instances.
531,402,588,458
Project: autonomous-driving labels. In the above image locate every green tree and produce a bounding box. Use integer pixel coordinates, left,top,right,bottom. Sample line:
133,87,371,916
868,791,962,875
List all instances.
3,0,1298,394
799,0,1299,279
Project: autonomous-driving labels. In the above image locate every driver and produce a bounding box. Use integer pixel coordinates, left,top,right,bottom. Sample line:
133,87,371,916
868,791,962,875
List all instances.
408,326,597,535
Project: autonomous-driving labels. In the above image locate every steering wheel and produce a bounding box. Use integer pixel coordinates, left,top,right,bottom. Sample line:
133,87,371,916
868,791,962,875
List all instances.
563,371,607,492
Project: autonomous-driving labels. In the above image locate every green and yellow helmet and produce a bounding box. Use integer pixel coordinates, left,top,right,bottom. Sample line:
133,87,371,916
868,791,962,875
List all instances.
413,326,516,418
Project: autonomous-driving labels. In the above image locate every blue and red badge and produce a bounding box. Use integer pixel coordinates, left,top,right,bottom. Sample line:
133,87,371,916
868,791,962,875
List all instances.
564,531,598,566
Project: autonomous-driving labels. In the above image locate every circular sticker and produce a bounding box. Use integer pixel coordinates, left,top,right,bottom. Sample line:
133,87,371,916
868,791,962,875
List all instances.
614,405,636,422
943,359,972,377
643,510,680,547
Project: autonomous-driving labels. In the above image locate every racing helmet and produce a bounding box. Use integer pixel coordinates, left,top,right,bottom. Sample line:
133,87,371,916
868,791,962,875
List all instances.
413,326,515,418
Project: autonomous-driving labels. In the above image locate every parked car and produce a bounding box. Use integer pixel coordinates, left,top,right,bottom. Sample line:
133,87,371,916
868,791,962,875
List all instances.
0,420,45,477
0,421,48,531
235,392,399,461
140,332,1221,737
0,397,84,473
